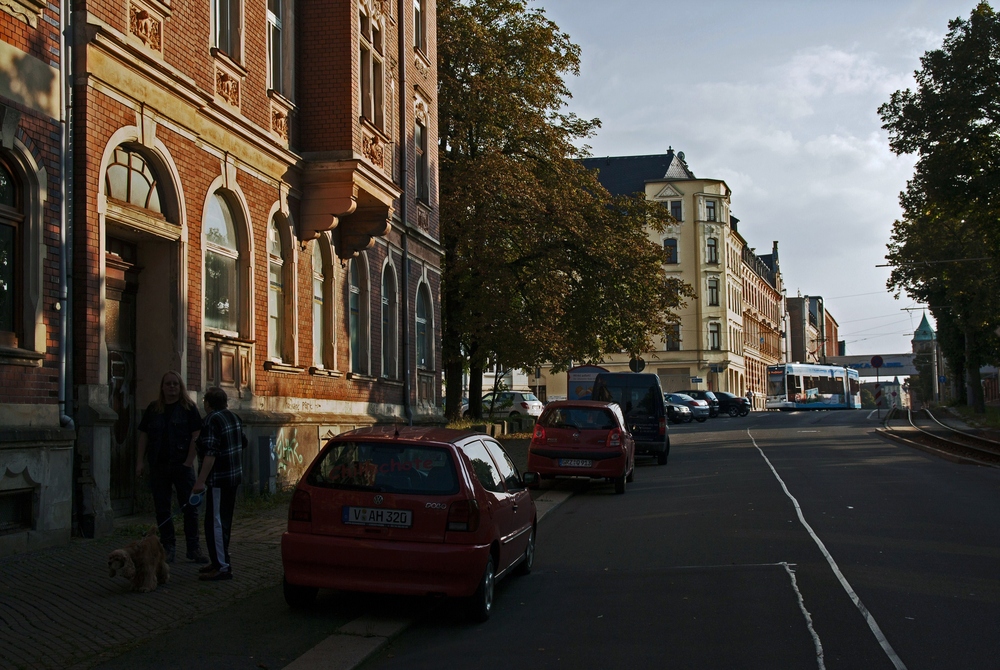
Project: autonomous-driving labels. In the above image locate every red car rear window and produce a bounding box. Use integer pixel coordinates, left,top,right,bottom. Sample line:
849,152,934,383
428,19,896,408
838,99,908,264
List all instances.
538,407,616,430
307,442,459,495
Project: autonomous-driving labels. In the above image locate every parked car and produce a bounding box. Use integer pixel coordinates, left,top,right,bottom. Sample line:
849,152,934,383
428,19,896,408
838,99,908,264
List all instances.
663,395,693,423
527,401,636,494
714,391,751,417
281,426,538,621
591,372,670,465
464,391,544,419
665,393,710,422
677,390,720,417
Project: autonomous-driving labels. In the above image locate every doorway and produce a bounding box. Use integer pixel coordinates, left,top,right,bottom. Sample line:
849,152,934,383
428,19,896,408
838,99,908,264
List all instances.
106,237,139,515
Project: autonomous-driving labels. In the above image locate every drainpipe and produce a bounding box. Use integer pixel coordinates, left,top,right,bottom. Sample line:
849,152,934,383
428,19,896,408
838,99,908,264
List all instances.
58,0,74,430
398,0,412,425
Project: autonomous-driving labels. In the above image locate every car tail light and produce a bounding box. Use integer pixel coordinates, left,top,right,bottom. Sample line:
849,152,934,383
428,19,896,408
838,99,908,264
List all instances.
658,417,666,436
521,402,529,409
687,401,697,408
289,489,311,522
532,424,545,446
606,428,622,447
447,499,481,532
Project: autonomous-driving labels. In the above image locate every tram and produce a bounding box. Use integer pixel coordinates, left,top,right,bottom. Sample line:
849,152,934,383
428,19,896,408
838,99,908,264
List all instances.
766,363,861,410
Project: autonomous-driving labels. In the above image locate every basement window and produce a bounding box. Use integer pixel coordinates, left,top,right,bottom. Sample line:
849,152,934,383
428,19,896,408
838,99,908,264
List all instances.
0,488,33,535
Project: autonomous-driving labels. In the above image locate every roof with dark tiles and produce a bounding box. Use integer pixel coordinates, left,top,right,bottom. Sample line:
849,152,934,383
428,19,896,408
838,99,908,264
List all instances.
580,149,696,198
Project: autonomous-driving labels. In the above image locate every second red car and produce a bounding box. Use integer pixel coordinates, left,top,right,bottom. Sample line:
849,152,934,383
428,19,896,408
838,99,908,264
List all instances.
527,400,635,494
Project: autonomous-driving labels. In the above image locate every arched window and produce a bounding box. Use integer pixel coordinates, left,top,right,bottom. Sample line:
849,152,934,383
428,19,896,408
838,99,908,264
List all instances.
104,146,163,213
416,284,431,369
706,237,719,264
349,257,369,374
0,161,22,346
312,242,327,368
663,238,678,264
381,264,397,378
267,218,286,361
204,193,240,333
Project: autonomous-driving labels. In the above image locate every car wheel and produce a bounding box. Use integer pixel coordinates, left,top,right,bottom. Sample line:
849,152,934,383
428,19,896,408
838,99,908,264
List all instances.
728,406,739,417
626,463,635,482
657,448,668,465
696,417,707,422
468,554,496,622
515,527,535,576
683,415,693,423
509,411,519,418
740,408,750,417
614,471,626,494
283,577,317,609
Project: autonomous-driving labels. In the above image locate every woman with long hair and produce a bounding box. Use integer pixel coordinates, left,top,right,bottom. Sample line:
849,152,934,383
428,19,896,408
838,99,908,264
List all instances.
136,371,209,564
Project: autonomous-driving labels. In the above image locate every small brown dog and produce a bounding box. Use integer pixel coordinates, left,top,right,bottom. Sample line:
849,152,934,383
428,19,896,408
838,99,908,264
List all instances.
108,525,170,593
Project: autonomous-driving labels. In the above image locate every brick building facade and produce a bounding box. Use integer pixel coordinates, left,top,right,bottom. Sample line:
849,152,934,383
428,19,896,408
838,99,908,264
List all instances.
1,0,441,552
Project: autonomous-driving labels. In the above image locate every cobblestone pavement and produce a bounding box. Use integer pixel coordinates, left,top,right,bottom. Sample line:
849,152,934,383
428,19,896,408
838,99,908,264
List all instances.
0,505,289,670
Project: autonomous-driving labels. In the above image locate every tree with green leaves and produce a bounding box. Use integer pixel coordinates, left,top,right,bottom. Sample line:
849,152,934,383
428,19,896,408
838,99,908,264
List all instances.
438,0,690,420
879,1,1000,413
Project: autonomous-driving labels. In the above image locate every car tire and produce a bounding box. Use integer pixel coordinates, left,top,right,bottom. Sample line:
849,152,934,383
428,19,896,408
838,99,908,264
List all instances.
515,527,535,576
283,577,317,609
696,417,707,423
683,415,693,423
614,472,626,494
656,448,668,465
740,408,750,417
468,554,496,622
728,406,739,417
626,463,635,482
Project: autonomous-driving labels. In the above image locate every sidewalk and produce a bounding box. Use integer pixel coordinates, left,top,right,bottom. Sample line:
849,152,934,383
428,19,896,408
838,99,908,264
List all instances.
0,482,572,670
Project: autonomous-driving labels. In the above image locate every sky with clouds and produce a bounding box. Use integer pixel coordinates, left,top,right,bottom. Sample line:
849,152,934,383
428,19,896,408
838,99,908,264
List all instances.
535,0,981,357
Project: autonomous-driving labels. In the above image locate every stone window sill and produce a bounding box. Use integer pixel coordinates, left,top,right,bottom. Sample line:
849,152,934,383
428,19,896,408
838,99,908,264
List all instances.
0,346,44,367
263,361,304,375
309,367,342,378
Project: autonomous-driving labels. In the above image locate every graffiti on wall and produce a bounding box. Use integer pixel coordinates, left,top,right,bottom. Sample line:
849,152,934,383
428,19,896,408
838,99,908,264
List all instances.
272,426,320,487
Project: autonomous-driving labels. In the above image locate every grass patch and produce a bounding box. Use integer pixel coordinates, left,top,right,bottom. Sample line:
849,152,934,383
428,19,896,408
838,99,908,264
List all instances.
949,404,1000,430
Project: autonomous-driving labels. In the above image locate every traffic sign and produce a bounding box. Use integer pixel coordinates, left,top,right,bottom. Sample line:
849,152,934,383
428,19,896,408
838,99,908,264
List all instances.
629,357,646,373
691,377,703,383
870,355,884,368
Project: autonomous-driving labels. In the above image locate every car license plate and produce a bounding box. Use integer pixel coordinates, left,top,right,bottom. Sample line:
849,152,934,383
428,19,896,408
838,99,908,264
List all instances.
342,506,413,528
559,459,593,468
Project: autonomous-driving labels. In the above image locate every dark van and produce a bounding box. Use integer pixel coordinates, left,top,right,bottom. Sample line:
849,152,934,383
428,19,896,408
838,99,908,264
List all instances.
591,373,669,465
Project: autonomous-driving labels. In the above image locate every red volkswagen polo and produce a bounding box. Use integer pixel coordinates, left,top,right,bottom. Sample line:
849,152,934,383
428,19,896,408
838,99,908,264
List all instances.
281,426,538,621
527,401,635,494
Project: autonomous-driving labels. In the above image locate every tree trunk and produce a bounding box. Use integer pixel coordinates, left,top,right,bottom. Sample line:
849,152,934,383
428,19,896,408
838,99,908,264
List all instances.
964,326,986,414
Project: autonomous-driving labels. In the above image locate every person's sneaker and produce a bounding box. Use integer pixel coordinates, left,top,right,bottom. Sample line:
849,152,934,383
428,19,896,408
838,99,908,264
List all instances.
187,548,210,564
199,563,220,574
199,569,232,581
165,546,176,564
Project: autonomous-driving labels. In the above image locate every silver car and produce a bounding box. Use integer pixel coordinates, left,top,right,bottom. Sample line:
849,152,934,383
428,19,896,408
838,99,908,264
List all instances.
465,391,544,418
665,393,710,422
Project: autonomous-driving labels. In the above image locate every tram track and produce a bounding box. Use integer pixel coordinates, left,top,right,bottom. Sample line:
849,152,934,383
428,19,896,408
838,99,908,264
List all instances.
876,407,1000,468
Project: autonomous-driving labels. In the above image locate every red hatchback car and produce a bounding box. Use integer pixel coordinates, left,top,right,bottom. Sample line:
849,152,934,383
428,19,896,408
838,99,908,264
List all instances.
281,426,538,621
527,401,636,494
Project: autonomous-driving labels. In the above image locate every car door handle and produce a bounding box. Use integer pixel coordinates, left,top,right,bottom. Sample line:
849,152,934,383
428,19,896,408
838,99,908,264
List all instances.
512,503,518,512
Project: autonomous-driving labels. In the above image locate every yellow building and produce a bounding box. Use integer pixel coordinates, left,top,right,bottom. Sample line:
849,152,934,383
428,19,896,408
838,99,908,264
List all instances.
532,150,784,404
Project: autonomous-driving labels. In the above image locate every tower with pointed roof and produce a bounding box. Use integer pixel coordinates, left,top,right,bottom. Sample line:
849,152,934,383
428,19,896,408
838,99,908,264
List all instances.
911,313,939,403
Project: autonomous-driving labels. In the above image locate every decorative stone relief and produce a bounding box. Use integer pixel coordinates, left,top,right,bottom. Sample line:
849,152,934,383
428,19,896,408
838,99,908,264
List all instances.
216,70,240,107
414,55,428,77
0,0,44,28
414,97,429,125
129,4,163,51
417,206,429,232
272,108,288,140
362,132,385,168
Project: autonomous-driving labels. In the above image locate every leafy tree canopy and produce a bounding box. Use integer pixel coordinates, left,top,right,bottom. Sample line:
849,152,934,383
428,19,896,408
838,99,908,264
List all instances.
879,1,1000,411
438,0,690,418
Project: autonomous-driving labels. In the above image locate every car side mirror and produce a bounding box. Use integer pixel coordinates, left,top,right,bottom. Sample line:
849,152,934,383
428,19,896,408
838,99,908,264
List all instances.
522,471,540,490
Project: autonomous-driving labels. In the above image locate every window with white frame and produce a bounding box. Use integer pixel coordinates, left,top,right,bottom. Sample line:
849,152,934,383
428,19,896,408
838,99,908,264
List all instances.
665,323,681,351
705,199,716,222
267,0,283,93
663,238,678,264
214,0,241,60
414,0,427,53
267,218,287,361
709,322,721,350
360,6,385,130
312,242,327,368
416,283,431,369
204,193,240,333
708,277,719,306
349,257,369,374
706,237,719,264
381,264,397,378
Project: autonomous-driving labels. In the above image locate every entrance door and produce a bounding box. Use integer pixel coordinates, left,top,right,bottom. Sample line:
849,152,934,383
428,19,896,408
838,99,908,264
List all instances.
106,238,139,516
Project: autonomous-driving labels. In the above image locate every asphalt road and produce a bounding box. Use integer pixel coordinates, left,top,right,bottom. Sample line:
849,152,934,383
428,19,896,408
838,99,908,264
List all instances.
355,410,1000,670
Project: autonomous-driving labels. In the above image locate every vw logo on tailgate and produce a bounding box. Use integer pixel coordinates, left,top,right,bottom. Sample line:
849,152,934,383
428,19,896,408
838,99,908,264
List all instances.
373,495,384,505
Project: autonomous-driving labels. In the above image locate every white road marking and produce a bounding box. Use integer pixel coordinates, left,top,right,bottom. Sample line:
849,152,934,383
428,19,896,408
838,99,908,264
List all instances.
747,428,908,670
867,409,879,420
782,561,825,670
